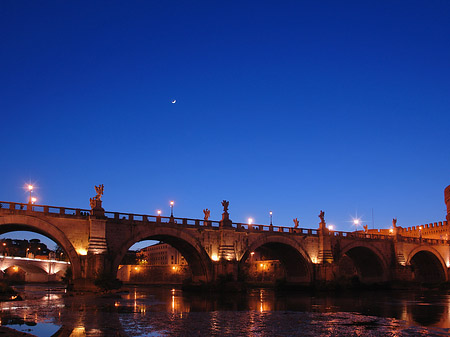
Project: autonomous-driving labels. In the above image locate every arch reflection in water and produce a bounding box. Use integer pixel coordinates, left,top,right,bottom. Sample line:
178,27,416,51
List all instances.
1,286,450,336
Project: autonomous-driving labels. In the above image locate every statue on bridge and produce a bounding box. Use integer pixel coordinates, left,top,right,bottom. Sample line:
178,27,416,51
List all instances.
318,210,326,231
95,184,104,200
90,184,105,216
293,218,299,228
363,224,368,233
203,209,210,220
319,210,325,223
392,218,397,228
220,200,232,228
203,209,211,226
222,200,229,213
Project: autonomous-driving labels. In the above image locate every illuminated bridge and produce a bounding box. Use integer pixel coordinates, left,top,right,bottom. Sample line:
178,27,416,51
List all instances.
0,185,449,290
0,255,70,282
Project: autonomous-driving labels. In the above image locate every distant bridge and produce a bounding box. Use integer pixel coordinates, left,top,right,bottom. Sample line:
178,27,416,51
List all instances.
0,255,70,282
0,185,449,289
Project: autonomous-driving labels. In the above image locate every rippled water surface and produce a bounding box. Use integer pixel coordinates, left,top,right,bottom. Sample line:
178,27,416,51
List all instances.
1,285,449,336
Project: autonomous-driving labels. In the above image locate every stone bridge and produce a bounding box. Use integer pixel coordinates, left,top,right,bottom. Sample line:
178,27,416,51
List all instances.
0,185,449,289
0,255,70,282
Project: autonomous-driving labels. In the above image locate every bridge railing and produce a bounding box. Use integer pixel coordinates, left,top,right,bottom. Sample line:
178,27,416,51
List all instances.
330,231,393,240
1,201,449,243
397,236,449,245
0,201,91,218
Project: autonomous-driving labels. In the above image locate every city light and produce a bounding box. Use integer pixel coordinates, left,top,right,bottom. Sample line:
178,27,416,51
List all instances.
27,184,33,204
31,197,37,204
211,254,219,261
353,218,361,231
76,248,88,256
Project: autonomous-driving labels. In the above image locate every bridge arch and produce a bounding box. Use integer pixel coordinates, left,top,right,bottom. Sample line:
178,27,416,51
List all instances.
338,242,389,283
112,227,213,283
406,247,447,283
240,235,313,285
0,215,80,279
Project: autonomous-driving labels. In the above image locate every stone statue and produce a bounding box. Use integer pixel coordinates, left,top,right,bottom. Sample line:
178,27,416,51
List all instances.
220,200,231,227
319,210,325,223
392,218,397,228
95,184,104,200
222,200,229,213
89,197,96,209
293,218,299,228
203,209,210,221
363,224,368,233
90,184,105,213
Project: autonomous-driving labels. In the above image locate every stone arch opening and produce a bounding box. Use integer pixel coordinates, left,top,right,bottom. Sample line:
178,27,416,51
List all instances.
240,238,313,286
3,265,27,282
0,216,79,280
410,250,446,284
339,246,386,284
113,228,212,284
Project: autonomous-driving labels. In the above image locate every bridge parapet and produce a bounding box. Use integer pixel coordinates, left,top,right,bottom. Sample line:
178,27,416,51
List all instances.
0,201,91,218
2,201,450,246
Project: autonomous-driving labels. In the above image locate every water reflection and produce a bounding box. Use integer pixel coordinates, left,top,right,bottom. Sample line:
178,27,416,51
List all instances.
0,285,449,336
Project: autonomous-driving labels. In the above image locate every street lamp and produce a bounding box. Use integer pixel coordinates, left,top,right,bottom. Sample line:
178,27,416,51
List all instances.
170,201,174,217
328,225,334,231
269,211,273,226
353,219,360,232
248,218,253,225
157,210,161,216
31,197,37,204
28,185,33,204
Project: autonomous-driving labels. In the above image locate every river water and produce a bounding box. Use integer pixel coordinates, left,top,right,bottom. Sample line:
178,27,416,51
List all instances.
0,284,449,336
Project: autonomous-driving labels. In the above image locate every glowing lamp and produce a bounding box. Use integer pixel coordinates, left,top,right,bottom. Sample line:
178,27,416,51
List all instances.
76,249,88,256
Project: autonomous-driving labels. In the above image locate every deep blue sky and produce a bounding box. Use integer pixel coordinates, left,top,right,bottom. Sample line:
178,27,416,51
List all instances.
1,1,450,249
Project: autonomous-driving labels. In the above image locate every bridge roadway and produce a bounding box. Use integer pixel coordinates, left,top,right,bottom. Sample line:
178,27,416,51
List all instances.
0,199,449,290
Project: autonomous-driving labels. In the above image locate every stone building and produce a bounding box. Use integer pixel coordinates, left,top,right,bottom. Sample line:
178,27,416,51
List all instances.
139,243,187,266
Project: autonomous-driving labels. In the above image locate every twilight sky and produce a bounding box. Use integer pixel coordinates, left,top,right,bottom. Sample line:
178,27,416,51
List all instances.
1,1,450,249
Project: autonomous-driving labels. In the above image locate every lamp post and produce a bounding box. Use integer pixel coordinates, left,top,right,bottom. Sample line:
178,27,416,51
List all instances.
28,185,33,204
269,211,273,226
353,219,360,232
170,201,174,217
